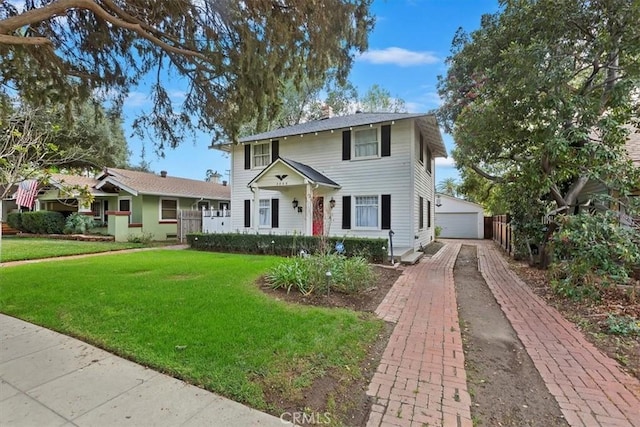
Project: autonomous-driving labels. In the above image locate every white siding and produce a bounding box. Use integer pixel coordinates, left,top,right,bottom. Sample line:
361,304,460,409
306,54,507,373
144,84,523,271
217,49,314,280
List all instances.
230,119,438,249
413,127,437,250
434,195,484,239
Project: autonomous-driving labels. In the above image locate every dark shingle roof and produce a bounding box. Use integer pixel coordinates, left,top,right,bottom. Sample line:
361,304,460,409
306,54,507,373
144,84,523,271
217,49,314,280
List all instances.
247,158,339,188
48,169,230,200
100,168,231,200
238,112,428,142
216,112,447,157
280,158,340,187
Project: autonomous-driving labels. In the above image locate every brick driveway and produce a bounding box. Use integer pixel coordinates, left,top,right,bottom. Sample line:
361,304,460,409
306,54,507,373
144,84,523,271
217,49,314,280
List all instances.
366,240,640,427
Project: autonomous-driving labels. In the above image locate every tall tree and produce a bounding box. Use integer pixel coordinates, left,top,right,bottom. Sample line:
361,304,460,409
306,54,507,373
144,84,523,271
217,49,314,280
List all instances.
45,101,129,169
359,84,406,113
0,0,374,149
436,177,459,197
438,0,640,257
0,104,91,199
237,78,406,136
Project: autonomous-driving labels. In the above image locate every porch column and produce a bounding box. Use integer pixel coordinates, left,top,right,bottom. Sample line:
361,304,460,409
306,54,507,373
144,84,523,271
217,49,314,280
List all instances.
252,186,260,233
305,182,313,236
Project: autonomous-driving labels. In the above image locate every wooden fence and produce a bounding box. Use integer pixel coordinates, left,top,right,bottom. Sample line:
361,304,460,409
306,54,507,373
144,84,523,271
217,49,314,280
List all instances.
177,210,202,243
493,214,514,256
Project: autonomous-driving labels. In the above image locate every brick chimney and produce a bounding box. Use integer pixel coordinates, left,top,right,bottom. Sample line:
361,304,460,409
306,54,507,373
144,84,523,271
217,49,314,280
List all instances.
160,170,167,178
320,104,333,120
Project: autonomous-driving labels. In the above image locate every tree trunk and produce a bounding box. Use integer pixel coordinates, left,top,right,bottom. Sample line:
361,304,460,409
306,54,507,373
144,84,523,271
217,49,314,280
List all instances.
538,222,557,270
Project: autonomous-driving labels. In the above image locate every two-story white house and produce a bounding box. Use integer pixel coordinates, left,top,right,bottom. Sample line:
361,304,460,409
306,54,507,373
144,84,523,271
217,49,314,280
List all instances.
213,112,447,257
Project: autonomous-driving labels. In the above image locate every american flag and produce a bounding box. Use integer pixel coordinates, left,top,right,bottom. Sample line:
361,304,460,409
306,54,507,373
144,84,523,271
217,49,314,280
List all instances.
15,180,39,209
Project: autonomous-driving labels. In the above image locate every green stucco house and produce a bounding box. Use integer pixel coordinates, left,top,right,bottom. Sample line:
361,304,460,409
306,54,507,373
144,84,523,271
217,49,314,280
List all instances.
38,168,230,241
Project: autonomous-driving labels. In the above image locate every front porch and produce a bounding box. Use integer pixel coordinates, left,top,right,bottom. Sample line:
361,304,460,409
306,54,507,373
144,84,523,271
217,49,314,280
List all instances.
247,157,340,236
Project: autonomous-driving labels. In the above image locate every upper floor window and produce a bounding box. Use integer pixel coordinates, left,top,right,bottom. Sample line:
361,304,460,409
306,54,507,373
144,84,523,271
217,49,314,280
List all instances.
355,195,378,228
253,143,270,167
354,128,378,158
160,198,178,221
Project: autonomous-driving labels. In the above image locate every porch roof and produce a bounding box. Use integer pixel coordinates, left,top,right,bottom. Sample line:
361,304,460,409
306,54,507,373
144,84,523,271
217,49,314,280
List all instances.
247,157,340,189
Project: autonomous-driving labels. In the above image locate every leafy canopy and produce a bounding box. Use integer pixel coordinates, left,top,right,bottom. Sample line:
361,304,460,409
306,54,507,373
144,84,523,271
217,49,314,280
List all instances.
438,0,640,251
0,0,374,150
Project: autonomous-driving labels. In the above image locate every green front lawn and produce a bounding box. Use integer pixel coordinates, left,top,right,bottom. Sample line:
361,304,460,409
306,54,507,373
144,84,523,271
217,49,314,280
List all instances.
0,237,144,262
0,250,382,412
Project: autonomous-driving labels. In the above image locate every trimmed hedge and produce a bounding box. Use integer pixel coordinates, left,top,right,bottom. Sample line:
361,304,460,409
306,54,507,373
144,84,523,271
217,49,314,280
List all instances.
7,212,22,231
186,233,388,263
10,211,65,234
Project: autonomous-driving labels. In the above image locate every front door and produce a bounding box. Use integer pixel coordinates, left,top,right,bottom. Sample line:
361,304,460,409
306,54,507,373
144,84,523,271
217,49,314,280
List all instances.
312,197,324,236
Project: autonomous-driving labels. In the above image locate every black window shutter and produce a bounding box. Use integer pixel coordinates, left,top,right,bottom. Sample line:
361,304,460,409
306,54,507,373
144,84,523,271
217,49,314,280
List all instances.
244,199,251,228
428,200,432,228
342,130,351,161
382,194,391,229
244,145,251,170
381,125,391,157
426,148,432,173
419,135,424,162
342,196,351,229
419,197,424,229
271,198,279,228
271,140,279,162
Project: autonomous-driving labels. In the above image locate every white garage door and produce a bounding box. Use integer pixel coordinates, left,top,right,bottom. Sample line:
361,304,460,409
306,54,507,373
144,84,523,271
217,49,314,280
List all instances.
436,213,479,239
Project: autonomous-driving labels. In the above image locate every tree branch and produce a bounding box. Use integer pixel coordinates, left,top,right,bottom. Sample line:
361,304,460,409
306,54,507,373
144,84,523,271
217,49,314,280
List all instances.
0,34,51,45
0,0,207,60
470,164,504,183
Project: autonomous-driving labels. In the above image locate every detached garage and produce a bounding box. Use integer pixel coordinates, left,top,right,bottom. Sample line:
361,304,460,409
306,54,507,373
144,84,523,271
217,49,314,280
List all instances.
435,194,485,239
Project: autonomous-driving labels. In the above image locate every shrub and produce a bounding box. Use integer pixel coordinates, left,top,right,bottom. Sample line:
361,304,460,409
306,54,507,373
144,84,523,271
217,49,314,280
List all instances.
127,232,154,244
186,233,387,263
606,315,640,337
19,211,65,234
435,225,442,239
267,253,376,295
549,212,640,300
64,213,96,234
7,212,22,231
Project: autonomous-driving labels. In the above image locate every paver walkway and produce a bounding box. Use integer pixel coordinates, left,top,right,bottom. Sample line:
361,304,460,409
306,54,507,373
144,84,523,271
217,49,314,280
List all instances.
477,241,640,427
368,240,640,427
367,242,472,427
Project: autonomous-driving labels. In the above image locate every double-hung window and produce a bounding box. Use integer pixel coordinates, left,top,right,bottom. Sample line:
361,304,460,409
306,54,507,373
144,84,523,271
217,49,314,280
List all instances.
259,199,271,227
355,196,378,228
91,201,102,221
253,143,270,167
160,198,178,221
354,128,378,158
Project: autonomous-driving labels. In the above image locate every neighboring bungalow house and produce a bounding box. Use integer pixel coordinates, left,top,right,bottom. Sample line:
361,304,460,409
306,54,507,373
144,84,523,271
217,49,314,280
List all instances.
212,112,447,258
575,128,640,225
38,168,230,241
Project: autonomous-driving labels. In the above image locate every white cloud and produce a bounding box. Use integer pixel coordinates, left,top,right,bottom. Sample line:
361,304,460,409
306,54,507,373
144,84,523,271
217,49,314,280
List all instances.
124,91,150,108
435,157,456,167
358,47,439,67
405,101,424,113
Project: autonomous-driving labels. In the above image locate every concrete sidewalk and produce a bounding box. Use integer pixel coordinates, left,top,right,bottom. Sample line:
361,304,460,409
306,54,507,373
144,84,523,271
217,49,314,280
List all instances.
0,315,287,427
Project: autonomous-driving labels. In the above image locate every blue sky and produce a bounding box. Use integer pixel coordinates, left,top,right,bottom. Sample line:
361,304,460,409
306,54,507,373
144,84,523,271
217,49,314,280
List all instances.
123,0,500,184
